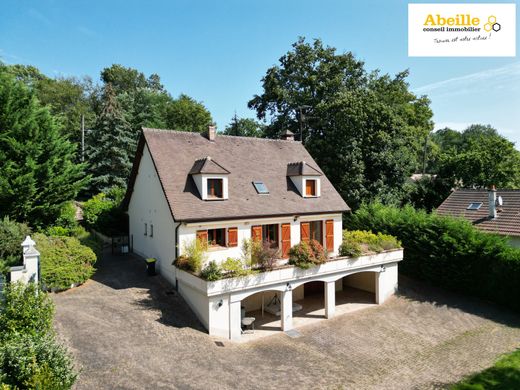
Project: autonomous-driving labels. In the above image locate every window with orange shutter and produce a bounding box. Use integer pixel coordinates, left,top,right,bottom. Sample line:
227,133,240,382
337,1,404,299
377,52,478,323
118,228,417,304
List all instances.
305,179,317,196
227,227,238,247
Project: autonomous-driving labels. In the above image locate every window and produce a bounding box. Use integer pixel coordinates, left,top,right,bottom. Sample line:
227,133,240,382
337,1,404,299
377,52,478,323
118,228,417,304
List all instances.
208,228,226,247
253,181,269,194
305,179,317,196
207,179,223,199
467,202,483,210
309,221,322,244
150,224,154,237
144,223,147,236
262,224,279,248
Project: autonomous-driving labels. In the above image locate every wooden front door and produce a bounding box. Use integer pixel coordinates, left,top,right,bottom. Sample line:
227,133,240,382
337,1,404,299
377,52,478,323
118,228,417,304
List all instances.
325,220,334,252
281,223,291,258
300,222,310,243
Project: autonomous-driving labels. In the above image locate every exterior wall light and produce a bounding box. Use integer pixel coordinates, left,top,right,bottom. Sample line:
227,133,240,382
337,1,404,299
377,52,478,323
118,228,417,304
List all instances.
380,265,386,273
286,283,292,291
217,299,223,308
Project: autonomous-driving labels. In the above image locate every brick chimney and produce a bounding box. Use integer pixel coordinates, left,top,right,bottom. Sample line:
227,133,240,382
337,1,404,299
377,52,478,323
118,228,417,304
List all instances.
281,129,294,141
488,185,497,219
207,125,216,141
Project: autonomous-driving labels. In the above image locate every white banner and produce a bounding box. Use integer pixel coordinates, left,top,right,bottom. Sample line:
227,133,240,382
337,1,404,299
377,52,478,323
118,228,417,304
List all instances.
408,3,516,57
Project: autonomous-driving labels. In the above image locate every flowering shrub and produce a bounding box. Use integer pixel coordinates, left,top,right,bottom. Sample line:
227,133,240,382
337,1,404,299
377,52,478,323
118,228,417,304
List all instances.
339,230,401,257
288,239,327,269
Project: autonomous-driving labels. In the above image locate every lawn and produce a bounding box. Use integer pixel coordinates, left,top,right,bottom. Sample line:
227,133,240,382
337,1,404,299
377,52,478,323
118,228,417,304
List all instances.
451,349,520,389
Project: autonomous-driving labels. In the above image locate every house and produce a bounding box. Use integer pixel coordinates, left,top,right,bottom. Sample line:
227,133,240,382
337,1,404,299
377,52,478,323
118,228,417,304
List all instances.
437,187,520,248
123,127,403,340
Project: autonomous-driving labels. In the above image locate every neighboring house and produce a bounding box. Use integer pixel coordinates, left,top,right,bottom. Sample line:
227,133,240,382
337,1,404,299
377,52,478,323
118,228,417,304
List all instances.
123,127,403,340
437,187,520,248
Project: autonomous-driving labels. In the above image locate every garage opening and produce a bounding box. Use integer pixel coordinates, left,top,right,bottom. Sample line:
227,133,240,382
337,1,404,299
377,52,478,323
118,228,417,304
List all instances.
240,290,284,338
293,281,325,320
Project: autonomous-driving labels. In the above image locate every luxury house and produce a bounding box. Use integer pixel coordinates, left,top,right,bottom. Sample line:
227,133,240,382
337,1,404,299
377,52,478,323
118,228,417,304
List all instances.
437,187,520,248
123,127,403,340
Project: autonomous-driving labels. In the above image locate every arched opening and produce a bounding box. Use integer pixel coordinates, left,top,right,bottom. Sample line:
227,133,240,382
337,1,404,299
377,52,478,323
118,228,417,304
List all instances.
239,290,284,340
292,280,326,324
334,272,377,315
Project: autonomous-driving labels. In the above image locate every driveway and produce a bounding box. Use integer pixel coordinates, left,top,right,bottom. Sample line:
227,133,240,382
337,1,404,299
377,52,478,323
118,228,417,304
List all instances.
53,250,520,390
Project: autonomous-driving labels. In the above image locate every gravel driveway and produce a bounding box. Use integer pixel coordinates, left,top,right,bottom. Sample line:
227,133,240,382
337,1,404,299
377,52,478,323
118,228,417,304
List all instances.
53,250,520,390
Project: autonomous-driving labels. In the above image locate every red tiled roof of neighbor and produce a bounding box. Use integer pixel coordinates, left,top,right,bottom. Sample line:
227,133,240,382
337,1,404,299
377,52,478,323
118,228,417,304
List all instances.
123,129,349,222
436,189,520,237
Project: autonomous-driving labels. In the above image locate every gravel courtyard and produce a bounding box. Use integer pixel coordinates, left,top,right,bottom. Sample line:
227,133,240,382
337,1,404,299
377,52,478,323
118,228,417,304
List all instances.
53,251,520,390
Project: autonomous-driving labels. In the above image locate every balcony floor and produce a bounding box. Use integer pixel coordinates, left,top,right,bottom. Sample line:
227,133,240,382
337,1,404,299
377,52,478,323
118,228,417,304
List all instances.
239,286,376,342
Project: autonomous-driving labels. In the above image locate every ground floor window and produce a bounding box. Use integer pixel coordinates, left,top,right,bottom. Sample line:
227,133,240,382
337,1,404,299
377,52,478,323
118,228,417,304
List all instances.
207,228,226,247
309,221,322,244
262,224,279,248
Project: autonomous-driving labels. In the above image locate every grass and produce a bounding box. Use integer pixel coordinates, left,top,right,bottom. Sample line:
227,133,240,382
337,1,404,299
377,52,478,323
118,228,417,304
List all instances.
451,349,520,389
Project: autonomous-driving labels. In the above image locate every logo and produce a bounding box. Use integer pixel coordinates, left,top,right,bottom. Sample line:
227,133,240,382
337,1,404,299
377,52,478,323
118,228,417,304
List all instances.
484,16,501,32
408,4,516,57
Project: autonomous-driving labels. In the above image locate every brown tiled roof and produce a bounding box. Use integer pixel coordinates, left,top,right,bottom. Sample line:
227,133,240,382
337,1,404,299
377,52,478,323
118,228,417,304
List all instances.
436,189,520,237
123,129,349,222
286,161,322,176
188,157,230,175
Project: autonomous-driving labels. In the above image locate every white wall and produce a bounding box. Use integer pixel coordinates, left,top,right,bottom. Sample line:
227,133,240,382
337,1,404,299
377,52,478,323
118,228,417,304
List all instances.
178,213,343,265
128,144,177,285
343,272,376,293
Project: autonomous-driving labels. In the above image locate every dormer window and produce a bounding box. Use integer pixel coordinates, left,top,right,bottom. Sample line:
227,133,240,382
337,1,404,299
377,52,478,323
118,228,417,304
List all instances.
306,179,317,197
189,157,230,200
207,179,223,199
287,161,322,198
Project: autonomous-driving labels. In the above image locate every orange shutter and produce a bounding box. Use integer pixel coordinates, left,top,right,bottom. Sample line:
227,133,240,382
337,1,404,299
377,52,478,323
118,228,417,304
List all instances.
306,180,316,196
196,230,208,244
281,224,291,258
300,222,310,243
227,227,238,247
325,220,334,252
251,225,262,242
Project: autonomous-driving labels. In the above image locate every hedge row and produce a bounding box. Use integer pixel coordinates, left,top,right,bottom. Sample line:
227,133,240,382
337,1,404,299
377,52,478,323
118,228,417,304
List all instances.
345,203,520,312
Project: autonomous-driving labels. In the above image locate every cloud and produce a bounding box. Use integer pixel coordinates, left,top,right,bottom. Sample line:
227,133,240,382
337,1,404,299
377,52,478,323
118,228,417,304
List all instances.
414,62,520,97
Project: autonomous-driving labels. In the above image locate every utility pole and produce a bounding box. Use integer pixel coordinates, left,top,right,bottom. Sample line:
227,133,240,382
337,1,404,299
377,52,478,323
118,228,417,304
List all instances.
81,115,85,162
422,134,429,174
233,111,239,136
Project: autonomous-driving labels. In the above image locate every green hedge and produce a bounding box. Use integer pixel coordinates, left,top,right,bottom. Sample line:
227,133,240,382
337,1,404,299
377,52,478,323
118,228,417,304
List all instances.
346,203,520,312
34,233,97,291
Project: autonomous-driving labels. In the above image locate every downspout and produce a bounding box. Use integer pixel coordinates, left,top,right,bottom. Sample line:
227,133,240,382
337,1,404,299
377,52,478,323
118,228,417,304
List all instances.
174,222,181,290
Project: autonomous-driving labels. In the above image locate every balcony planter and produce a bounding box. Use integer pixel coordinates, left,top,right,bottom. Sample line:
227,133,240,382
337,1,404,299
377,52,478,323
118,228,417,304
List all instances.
146,258,157,276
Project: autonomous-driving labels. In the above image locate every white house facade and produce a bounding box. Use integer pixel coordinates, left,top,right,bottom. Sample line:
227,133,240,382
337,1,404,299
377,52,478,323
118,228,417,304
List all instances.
124,127,403,340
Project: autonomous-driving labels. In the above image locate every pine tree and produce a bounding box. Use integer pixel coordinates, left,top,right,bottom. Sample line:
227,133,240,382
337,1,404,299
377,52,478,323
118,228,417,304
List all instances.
87,83,135,193
0,69,88,227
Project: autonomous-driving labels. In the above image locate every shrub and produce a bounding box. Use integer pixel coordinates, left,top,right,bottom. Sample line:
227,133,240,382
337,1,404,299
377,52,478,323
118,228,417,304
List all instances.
288,239,327,269
176,238,207,274
346,203,520,312
0,217,31,274
0,333,77,390
221,257,253,277
0,283,54,340
82,186,127,236
54,202,78,230
200,261,223,281
339,230,401,257
242,239,280,270
34,233,97,291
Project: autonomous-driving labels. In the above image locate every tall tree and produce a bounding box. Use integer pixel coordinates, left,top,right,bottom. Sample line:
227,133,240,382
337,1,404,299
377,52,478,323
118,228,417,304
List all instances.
165,94,212,132
87,84,134,193
223,115,265,137
249,38,433,208
0,70,88,227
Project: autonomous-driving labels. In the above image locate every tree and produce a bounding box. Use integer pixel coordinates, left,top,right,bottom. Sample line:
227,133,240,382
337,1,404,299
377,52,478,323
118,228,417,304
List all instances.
249,38,433,208
432,125,520,189
87,84,134,193
223,115,265,137
0,217,31,274
0,70,88,227
165,94,213,132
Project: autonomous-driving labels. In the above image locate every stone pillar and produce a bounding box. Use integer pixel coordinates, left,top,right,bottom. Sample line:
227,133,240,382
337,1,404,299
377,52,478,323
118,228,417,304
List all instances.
281,289,293,332
325,281,336,319
22,236,40,284
229,300,242,341
376,262,398,304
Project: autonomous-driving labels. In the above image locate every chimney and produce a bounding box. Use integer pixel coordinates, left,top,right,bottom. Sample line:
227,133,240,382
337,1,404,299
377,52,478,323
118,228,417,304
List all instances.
207,125,216,141
488,185,497,219
281,129,294,141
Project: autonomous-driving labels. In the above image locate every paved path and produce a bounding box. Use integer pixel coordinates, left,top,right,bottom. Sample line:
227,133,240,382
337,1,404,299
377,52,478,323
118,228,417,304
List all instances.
53,251,520,390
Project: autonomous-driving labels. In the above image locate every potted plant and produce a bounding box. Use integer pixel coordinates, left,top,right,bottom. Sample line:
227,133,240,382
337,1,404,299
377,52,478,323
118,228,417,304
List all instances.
145,258,157,276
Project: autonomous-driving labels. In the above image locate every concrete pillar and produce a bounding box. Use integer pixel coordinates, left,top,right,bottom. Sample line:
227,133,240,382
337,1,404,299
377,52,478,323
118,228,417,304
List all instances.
325,281,336,318
281,289,293,331
229,300,242,341
376,263,398,304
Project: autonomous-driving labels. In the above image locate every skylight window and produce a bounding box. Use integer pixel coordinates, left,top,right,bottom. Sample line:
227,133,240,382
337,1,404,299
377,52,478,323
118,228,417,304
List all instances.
253,181,269,194
467,202,483,210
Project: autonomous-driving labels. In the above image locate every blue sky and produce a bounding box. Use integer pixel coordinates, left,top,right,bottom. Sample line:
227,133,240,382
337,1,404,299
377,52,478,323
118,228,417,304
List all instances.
1,0,518,146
